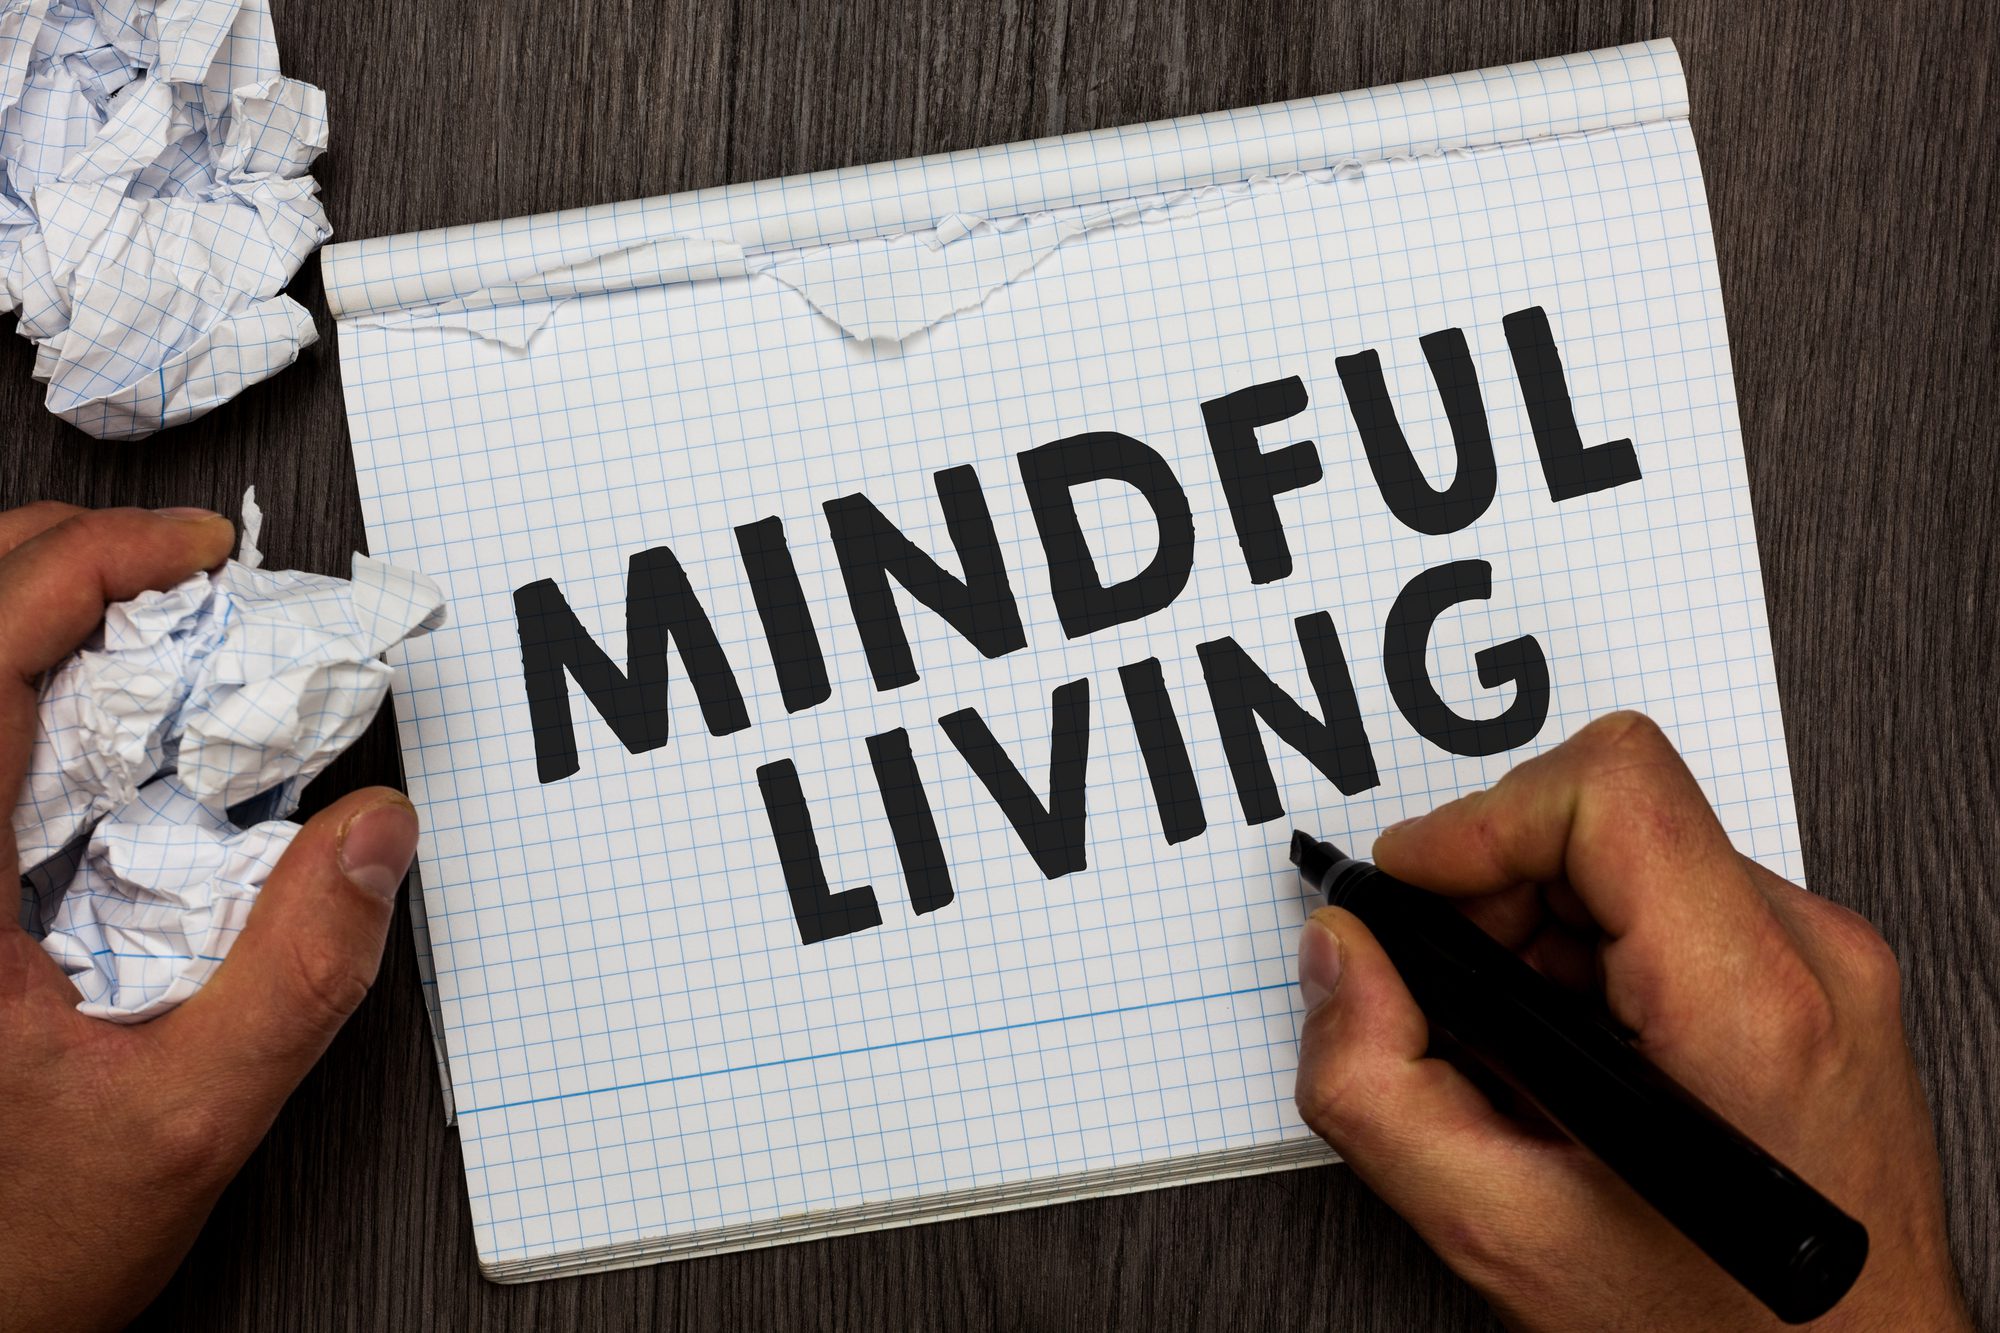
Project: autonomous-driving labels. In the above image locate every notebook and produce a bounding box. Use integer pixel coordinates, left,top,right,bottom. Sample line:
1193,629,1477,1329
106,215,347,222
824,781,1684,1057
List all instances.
325,39,1802,1280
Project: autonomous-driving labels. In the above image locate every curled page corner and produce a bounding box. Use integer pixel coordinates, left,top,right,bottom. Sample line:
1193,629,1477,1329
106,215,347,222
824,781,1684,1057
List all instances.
342,232,751,351
0,1,331,440
11,491,447,1022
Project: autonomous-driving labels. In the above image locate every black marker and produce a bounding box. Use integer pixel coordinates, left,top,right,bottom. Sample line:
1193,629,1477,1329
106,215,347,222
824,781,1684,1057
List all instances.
1289,832,1869,1325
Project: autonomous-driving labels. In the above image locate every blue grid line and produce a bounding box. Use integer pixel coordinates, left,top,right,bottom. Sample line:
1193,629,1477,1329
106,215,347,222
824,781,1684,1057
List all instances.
466,979,1295,1116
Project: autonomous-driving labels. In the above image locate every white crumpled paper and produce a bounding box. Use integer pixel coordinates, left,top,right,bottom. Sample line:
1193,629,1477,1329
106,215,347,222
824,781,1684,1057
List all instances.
13,491,445,1021
0,0,330,439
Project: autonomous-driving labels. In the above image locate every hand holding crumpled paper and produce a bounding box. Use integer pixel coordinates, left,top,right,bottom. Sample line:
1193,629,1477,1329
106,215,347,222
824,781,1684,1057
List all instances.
0,501,436,1331
14,490,445,1020
0,0,330,438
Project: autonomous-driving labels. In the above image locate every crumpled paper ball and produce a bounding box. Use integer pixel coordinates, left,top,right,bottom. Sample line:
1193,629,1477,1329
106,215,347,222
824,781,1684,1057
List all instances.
14,491,446,1020
0,0,330,438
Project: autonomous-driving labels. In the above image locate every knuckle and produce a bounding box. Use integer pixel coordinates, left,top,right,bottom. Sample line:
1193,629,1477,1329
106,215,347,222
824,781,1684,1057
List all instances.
1294,1075,1358,1146
14,499,75,525
150,1096,233,1181
1762,958,1842,1071
287,933,374,1030
48,507,152,561
57,508,120,545
1578,709,1671,759
1431,782,1527,882
1293,1039,1358,1142
1293,1026,1387,1148
1631,790,1698,858
1832,911,1903,1011
1459,801,1510,870
1573,713,1707,851
1577,713,1682,787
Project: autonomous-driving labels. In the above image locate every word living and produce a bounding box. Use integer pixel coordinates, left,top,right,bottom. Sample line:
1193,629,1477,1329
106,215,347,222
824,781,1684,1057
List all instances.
513,306,1642,943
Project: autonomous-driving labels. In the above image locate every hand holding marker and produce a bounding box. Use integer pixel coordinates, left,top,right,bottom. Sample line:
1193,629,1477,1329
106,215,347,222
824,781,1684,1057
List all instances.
1289,714,1972,1330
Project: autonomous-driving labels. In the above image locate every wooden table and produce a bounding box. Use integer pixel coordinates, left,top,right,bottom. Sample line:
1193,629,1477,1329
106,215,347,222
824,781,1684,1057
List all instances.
3,2,1993,1327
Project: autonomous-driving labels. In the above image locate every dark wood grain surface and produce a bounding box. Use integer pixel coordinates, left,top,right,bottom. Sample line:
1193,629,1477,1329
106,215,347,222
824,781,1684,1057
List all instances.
3,1,1994,1328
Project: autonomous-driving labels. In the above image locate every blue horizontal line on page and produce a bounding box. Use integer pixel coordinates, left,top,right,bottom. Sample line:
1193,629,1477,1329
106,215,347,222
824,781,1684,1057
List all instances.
458,979,1298,1117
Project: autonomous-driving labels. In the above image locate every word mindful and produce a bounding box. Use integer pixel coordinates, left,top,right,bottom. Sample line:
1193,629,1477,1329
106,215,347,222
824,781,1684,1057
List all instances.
513,306,1641,943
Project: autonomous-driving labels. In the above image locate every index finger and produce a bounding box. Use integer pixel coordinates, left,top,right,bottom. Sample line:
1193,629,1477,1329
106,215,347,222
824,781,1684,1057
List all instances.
1370,712,1819,1082
0,507,235,690
0,509,235,921
1372,711,1762,942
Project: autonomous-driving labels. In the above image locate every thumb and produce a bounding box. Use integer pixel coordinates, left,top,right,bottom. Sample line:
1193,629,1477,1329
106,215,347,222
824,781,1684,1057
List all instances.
154,788,418,1124
1294,907,1570,1250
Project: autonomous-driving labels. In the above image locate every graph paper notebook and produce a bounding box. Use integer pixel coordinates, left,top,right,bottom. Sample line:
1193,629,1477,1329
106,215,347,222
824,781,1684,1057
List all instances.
325,40,1802,1280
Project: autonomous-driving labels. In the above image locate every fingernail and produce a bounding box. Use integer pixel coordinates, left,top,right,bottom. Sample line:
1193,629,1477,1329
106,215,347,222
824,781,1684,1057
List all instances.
1298,914,1343,1011
339,796,419,900
154,506,223,521
1379,815,1420,837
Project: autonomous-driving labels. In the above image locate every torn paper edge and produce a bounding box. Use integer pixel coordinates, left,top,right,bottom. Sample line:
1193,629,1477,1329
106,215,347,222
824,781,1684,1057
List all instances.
322,40,1687,344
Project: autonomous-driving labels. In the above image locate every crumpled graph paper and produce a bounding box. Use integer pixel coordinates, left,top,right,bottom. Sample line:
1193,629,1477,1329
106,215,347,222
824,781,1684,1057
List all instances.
13,493,446,1021
0,0,329,439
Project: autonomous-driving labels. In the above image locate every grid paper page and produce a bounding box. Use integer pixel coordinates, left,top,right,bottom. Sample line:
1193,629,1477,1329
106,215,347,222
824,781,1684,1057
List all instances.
337,44,1801,1278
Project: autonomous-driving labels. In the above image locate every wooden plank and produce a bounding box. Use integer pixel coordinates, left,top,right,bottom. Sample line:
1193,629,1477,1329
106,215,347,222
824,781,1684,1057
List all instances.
0,1,1989,1327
